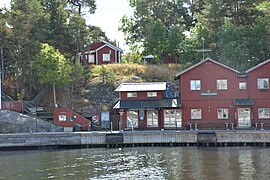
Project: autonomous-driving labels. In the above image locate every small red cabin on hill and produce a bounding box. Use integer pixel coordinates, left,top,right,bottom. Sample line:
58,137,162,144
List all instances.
78,40,123,65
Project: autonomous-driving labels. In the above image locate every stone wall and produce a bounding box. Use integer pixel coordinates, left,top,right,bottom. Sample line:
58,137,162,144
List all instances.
0,110,63,133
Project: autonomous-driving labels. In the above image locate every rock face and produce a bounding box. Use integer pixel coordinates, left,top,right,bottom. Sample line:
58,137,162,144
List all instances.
0,110,63,133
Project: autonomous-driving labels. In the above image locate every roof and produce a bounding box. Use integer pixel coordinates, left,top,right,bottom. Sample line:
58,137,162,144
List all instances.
175,58,239,78
246,59,270,73
115,82,167,92
233,99,254,106
113,99,181,109
94,40,123,52
143,54,154,59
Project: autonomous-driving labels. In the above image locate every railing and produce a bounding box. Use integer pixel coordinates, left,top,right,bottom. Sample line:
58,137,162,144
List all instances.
31,85,49,106
185,121,270,130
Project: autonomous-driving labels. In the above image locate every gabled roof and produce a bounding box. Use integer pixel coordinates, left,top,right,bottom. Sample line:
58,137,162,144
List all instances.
115,82,166,92
246,59,270,73
94,40,123,52
175,58,239,78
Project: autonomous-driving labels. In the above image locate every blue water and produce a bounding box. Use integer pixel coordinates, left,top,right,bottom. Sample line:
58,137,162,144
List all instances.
0,147,270,179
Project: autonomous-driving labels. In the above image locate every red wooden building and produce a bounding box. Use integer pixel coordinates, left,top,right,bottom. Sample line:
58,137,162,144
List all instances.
113,82,181,130
53,108,91,131
175,58,270,129
78,40,122,65
246,59,270,127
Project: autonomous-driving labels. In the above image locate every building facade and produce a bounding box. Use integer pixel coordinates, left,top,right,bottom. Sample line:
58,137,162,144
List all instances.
78,40,122,65
175,58,270,129
114,82,181,130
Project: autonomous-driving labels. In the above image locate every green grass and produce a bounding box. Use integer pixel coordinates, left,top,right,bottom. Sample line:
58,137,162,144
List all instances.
90,63,185,84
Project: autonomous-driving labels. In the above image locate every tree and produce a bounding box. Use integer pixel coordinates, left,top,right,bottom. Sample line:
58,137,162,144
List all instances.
32,43,72,106
4,0,49,99
144,20,167,64
120,0,193,64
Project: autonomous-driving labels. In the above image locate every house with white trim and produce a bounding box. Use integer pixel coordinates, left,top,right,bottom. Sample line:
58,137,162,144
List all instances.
78,40,123,65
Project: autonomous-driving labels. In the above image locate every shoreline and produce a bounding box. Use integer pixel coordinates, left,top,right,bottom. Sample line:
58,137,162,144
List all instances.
1,130,270,151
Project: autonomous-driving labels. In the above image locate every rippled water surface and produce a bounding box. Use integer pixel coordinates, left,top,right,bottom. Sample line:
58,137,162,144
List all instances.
1,147,270,179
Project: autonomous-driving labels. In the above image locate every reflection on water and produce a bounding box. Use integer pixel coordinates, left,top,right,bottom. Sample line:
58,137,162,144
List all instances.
0,147,270,179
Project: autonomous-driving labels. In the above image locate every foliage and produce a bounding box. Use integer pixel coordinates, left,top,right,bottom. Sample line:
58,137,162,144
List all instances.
119,0,193,63
32,43,72,86
144,20,167,63
121,0,270,69
90,65,116,86
0,0,101,100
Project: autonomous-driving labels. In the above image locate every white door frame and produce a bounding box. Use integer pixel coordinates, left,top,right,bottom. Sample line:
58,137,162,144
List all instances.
237,108,251,127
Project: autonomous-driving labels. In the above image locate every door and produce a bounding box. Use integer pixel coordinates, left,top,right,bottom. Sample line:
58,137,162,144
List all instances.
237,108,251,127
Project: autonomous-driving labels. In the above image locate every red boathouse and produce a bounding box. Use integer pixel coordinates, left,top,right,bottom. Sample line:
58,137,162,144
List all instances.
175,58,270,129
114,82,181,130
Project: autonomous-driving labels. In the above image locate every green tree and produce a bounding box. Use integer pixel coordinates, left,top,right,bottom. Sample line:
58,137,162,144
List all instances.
4,0,49,99
32,43,72,105
144,20,166,64
120,0,193,64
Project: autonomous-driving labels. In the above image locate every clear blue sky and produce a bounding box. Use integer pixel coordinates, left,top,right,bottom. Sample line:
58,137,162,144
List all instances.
0,0,133,52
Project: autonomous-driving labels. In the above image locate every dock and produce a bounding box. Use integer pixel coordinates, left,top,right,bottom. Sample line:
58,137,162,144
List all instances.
1,130,270,150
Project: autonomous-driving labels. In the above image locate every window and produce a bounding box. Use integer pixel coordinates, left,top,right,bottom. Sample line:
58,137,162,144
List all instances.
191,109,202,119
127,92,137,98
217,108,228,119
127,110,138,128
217,79,228,90
88,54,94,63
190,80,201,90
103,54,110,61
258,78,269,89
147,92,157,97
239,82,246,90
164,109,182,127
258,108,270,119
147,110,158,127
59,114,66,121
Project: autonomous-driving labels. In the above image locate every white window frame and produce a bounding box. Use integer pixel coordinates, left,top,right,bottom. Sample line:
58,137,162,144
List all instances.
147,92,157,97
257,78,269,89
217,79,228,90
190,80,201,90
127,92,137,98
59,114,67,121
258,108,270,119
217,108,229,119
88,54,95,63
147,110,158,127
239,82,246,90
102,53,110,61
164,109,182,127
191,109,202,120
127,110,138,128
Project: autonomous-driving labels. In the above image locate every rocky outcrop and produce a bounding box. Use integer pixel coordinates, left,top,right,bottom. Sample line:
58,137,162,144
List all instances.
0,110,63,133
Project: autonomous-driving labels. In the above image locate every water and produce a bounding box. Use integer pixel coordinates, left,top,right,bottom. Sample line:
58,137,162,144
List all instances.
0,147,270,180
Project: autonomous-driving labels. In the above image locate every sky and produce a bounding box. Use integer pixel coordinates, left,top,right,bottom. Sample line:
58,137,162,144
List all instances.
0,0,133,52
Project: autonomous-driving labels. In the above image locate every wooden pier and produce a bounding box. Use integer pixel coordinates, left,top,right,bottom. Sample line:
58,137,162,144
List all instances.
1,130,270,150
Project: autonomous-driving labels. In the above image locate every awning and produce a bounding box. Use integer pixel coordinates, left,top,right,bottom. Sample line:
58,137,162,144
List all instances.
113,99,181,109
233,99,254,106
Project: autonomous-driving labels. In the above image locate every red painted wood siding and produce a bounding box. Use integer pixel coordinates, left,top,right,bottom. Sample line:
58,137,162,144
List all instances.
97,46,118,64
53,108,90,130
248,61,270,122
178,60,240,126
120,91,163,100
2,102,23,113
79,42,121,65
